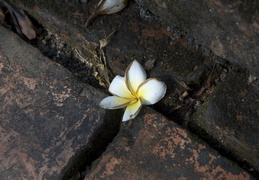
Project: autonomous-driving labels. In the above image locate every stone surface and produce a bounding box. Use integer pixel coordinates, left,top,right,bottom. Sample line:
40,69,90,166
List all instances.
7,0,221,85
136,0,259,78
8,0,220,113
191,69,259,173
0,25,111,179
1,0,259,178
84,107,254,180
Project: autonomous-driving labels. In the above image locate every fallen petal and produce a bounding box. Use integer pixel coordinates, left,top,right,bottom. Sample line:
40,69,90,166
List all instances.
122,99,142,122
125,60,147,94
108,75,134,99
97,0,127,15
137,78,167,105
85,0,127,26
100,96,131,109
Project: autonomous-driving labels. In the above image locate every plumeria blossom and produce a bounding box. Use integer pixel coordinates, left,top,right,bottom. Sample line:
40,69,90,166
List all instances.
100,60,167,122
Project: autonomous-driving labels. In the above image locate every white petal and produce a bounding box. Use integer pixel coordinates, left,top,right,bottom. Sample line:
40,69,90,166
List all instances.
125,60,147,94
108,75,134,98
137,78,167,105
100,96,132,109
97,0,127,14
122,99,142,122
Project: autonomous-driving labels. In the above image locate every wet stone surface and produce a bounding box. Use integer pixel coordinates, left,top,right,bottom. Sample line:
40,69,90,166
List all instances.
84,107,254,180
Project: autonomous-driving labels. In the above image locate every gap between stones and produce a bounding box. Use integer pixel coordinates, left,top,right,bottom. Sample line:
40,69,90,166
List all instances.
30,28,101,89
60,110,123,180
26,16,257,179
152,44,258,177
29,24,123,179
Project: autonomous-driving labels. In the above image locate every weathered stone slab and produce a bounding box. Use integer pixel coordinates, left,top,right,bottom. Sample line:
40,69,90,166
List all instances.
0,25,107,179
136,0,259,78
191,69,259,173
4,0,258,177
84,107,254,180
8,0,217,114
6,0,218,84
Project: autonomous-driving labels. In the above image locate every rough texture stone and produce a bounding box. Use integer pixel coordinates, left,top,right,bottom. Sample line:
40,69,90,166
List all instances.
191,69,259,173
0,25,109,179
136,0,259,78
84,107,254,180
6,0,222,87
2,0,259,178
9,0,220,114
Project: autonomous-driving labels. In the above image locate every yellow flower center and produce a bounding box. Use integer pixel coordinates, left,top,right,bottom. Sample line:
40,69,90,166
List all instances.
129,96,139,105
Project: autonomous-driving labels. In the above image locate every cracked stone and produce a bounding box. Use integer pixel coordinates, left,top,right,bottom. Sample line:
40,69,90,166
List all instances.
84,107,254,180
2,0,259,178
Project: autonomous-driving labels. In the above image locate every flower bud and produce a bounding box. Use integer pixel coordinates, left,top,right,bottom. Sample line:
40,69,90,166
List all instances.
85,0,128,27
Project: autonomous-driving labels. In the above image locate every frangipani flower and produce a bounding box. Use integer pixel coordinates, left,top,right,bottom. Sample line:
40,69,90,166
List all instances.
100,60,167,122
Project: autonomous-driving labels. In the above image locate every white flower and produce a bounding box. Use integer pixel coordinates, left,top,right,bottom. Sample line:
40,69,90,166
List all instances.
100,60,167,122
96,0,127,15
85,0,128,26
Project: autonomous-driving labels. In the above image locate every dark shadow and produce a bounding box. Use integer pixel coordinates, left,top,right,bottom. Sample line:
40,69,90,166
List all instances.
60,109,123,180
